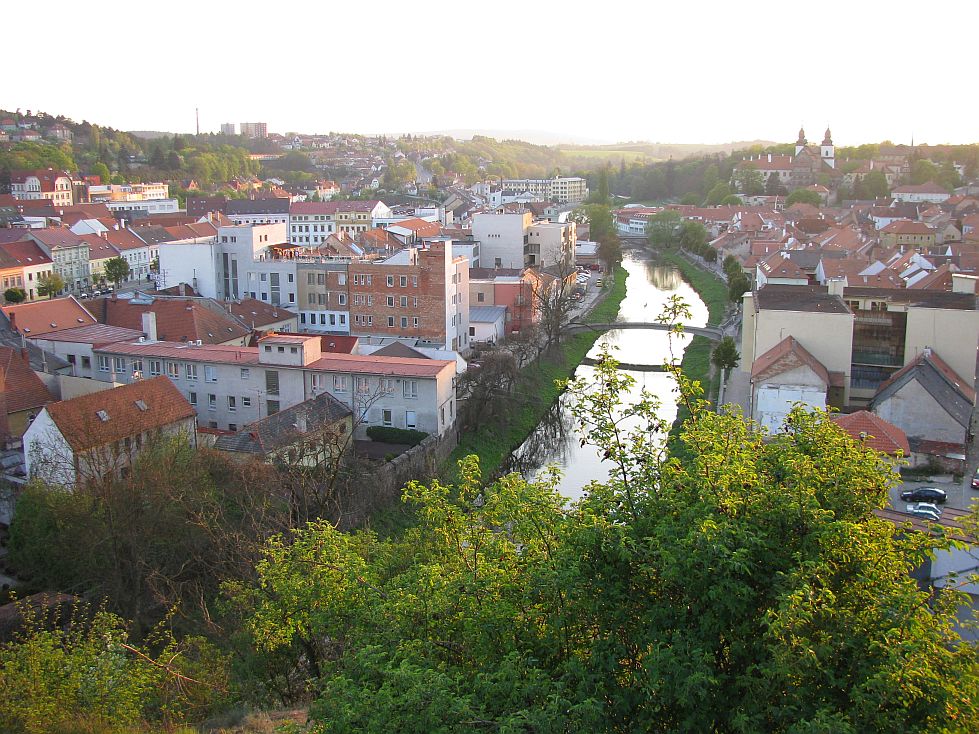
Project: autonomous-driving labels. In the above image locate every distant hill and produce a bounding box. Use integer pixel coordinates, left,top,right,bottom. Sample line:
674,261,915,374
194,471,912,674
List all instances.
558,140,779,162
406,129,613,146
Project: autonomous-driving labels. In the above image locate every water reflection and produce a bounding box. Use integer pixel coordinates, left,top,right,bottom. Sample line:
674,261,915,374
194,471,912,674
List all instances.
504,252,709,500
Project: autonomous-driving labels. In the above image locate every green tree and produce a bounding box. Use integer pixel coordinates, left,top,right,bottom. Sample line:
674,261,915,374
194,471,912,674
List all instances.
581,204,620,267
910,159,938,185
733,167,764,195
863,170,890,199
3,287,26,303
679,219,708,253
646,209,682,248
36,273,64,299
785,188,823,207
720,194,743,205
711,335,740,378
90,161,110,183
104,256,131,286
705,181,732,206
728,271,751,301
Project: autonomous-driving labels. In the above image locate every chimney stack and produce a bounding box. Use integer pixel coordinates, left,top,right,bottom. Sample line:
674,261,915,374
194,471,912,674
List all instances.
141,311,158,341
826,277,845,297
951,273,977,294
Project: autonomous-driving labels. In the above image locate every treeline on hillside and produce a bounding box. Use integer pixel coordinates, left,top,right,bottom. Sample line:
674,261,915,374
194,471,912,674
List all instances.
594,142,979,204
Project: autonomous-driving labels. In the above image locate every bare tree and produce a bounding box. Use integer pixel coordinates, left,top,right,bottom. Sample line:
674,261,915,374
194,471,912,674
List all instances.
531,254,579,354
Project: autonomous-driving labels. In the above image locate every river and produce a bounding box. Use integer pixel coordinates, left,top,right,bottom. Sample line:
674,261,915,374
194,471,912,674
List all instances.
504,251,709,500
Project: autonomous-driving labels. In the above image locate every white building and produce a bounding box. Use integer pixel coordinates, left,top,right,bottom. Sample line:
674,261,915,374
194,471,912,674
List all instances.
9,169,74,206
472,212,574,269
92,332,457,438
501,177,589,204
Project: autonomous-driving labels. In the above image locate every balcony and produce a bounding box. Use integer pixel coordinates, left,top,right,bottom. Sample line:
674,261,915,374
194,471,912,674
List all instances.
853,313,892,326
851,350,903,367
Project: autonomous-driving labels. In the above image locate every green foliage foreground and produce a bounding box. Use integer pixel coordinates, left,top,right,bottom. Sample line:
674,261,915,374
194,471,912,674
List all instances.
228,333,978,732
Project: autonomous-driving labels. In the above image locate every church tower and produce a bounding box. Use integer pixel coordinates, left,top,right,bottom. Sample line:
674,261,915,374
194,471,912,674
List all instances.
821,127,835,168
795,126,807,156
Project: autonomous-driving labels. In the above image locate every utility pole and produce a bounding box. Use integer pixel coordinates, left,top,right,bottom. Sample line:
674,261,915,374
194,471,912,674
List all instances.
195,107,199,136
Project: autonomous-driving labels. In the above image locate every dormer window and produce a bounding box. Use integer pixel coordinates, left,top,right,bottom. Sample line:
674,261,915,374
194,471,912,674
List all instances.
96,410,110,422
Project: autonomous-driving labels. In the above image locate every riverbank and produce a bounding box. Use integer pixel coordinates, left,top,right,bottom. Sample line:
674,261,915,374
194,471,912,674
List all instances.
445,263,629,482
652,247,729,424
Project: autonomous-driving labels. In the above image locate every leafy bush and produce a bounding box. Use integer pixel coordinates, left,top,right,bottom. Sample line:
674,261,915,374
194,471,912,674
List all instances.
366,426,428,446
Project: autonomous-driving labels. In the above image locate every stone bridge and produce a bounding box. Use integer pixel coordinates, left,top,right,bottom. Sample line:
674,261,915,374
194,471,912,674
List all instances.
565,321,724,341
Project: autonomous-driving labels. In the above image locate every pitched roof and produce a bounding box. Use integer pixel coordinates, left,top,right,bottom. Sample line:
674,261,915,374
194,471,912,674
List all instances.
2,297,97,336
880,220,935,235
0,346,54,414
213,390,352,455
87,297,249,344
871,349,975,429
892,182,949,194
469,305,508,322
45,377,195,453
0,239,52,267
754,284,852,314
758,253,806,279
28,323,144,346
227,199,291,215
228,298,294,328
9,169,72,191
832,411,910,456
289,200,384,215
29,228,89,250
372,341,428,359
750,335,831,386
103,227,148,251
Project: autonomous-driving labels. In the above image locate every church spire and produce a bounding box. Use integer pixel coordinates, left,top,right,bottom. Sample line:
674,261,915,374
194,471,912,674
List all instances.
822,126,833,145
797,126,807,145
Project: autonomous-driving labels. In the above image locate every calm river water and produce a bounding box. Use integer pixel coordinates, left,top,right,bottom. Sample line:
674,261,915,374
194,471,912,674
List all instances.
504,251,709,500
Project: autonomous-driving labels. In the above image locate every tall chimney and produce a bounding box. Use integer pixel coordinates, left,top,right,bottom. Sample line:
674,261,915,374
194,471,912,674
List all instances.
141,311,158,341
952,273,977,294
826,277,845,297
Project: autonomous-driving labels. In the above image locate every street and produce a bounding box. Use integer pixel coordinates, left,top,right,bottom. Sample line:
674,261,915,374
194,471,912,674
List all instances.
889,476,979,514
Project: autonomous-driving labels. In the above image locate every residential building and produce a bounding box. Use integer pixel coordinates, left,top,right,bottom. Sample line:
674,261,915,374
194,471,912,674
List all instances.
84,238,122,284
220,123,237,136
0,238,55,301
92,332,456,437
213,390,353,465
501,177,589,204
29,229,92,292
9,169,74,207
85,296,251,346
468,267,540,333
469,305,507,344
879,220,937,250
24,377,197,487
29,323,144,379
472,212,574,270
288,200,393,244
891,183,951,204
240,122,268,138
227,198,290,226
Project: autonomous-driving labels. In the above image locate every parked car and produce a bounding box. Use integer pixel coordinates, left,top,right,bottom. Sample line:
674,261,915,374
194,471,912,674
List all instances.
900,487,947,504
906,503,942,521
595,278,604,287
972,471,979,490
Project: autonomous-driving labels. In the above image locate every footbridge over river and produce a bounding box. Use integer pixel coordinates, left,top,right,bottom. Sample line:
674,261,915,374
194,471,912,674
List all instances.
564,321,723,341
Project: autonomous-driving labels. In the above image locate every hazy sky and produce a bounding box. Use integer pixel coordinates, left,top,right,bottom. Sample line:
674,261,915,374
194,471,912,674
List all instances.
6,1,978,146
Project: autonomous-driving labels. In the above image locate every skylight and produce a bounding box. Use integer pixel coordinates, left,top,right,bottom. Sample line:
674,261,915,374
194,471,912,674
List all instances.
96,410,110,422
134,400,148,411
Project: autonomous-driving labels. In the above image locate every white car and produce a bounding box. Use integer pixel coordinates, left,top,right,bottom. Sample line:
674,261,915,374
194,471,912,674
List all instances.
906,503,941,521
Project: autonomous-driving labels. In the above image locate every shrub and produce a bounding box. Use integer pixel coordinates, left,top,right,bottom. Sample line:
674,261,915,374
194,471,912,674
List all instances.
366,426,428,446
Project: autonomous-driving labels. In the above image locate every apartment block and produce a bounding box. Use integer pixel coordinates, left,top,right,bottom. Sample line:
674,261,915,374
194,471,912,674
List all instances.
288,200,393,246
10,168,74,207
501,176,589,204
472,212,575,269
240,122,268,138
91,332,457,438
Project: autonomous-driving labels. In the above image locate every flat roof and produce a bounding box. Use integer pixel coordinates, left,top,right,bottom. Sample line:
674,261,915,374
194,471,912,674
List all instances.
755,285,851,314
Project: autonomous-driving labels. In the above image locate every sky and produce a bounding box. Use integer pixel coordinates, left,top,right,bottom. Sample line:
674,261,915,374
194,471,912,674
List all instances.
5,0,979,146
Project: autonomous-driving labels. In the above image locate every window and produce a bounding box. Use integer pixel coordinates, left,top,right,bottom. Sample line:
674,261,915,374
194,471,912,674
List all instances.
189,391,197,406
356,377,370,393
338,273,347,285
208,394,217,410
412,276,418,287
186,364,198,380
338,293,346,305
131,359,143,375
242,396,252,407
114,357,126,373
388,316,395,327
333,375,347,391
228,396,237,411
267,400,280,415
265,370,279,395
386,275,394,287
149,360,161,376
400,296,408,307
477,292,485,303
403,380,418,398
97,356,110,372
204,365,218,382
401,317,408,328
228,423,237,432
382,409,393,427
167,362,179,378
406,410,417,429
208,420,218,429
67,354,76,365
387,296,394,307
82,356,91,369
400,275,407,287
240,368,250,379
413,317,419,328
381,378,395,394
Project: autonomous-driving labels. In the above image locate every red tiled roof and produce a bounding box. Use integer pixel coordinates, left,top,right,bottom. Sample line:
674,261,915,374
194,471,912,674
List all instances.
0,347,54,414
45,377,195,453
877,349,976,404
2,297,97,336
0,239,52,267
751,335,830,386
832,411,910,456
88,297,249,345
319,335,358,353
228,298,295,328
29,228,89,250
880,220,935,235
387,218,441,236
28,323,144,346
10,169,72,192
892,183,949,194
104,227,148,251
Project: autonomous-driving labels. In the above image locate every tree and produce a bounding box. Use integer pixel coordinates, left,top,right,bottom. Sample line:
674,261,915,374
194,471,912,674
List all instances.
581,203,620,268
531,255,580,353
679,220,708,253
785,188,823,208
711,335,740,378
36,273,64,299
728,272,750,302
90,161,110,183
719,194,743,205
732,167,764,195
765,171,787,196
233,338,979,731
704,181,732,206
646,209,682,248
3,287,26,303
104,256,131,286
909,159,938,185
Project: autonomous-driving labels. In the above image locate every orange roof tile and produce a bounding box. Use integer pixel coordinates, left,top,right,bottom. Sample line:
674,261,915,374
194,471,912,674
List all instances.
2,297,97,336
832,411,910,456
0,347,54,414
